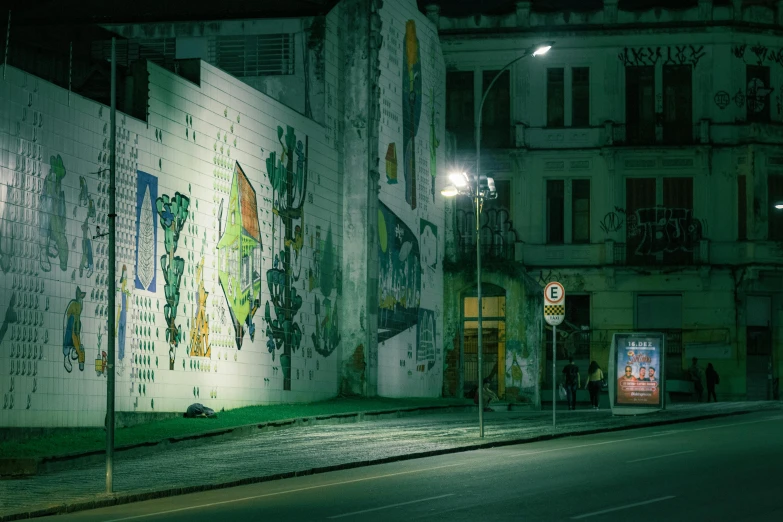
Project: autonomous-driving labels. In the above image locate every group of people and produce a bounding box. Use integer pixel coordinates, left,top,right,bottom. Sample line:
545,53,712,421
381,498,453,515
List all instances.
562,358,605,410
473,356,722,412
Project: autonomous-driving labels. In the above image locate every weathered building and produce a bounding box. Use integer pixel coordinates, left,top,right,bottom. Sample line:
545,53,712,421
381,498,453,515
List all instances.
434,0,783,402
0,0,447,428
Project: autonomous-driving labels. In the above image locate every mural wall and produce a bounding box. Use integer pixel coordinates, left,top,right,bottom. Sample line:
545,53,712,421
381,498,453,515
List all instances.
0,56,343,427
376,0,445,396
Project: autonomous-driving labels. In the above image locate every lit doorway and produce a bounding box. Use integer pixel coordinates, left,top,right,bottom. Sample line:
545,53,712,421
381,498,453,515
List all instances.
462,285,506,399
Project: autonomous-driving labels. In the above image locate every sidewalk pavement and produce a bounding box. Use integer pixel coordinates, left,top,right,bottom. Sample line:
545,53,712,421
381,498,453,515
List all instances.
1,400,780,521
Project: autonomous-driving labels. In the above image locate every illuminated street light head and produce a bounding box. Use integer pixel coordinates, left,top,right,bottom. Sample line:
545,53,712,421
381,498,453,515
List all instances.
532,42,553,57
776,202,783,210
448,171,469,188
441,186,459,198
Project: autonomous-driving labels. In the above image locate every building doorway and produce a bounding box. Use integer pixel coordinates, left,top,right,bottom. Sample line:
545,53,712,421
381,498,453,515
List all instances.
462,285,506,399
746,296,772,400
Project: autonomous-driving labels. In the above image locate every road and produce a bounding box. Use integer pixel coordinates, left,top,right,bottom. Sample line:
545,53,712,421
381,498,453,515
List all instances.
53,410,783,522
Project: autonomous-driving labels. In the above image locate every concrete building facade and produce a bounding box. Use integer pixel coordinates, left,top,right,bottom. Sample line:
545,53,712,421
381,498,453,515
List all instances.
435,0,783,403
0,0,447,428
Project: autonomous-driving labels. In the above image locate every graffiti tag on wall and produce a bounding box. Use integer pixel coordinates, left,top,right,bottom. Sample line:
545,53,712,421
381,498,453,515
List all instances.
618,46,706,68
627,207,705,255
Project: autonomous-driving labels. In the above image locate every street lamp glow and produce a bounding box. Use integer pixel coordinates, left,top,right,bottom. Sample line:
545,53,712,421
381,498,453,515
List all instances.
776,202,783,209
532,44,552,57
441,186,459,197
449,172,469,188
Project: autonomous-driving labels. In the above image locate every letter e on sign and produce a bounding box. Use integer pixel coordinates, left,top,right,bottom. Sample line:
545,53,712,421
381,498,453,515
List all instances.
544,282,565,305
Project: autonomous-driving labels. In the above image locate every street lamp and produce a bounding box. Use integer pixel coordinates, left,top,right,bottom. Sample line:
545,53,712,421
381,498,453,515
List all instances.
775,202,783,210
442,41,553,437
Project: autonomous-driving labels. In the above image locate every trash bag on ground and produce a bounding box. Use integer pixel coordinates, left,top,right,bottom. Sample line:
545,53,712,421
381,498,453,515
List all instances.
184,403,217,418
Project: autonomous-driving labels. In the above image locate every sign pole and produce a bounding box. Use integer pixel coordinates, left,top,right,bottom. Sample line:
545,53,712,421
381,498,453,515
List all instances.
552,324,556,428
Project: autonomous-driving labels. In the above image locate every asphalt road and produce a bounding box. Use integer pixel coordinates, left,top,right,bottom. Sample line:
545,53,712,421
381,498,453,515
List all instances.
54,410,783,522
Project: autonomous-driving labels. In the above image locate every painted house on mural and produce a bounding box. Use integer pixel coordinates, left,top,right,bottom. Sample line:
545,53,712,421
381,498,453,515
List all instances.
0,0,446,429
431,0,783,404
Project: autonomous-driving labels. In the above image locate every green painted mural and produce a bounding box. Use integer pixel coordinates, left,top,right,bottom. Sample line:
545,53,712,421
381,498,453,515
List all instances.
217,162,262,349
156,192,190,370
265,125,308,391
312,225,340,357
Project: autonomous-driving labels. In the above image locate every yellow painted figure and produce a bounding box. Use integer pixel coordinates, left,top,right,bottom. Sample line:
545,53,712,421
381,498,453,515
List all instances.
116,265,131,361
189,259,211,358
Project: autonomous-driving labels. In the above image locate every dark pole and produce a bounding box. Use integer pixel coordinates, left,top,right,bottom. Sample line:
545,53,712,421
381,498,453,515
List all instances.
106,36,117,494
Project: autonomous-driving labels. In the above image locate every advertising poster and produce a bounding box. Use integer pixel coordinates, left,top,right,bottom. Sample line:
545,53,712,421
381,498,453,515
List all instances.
614,334,663,408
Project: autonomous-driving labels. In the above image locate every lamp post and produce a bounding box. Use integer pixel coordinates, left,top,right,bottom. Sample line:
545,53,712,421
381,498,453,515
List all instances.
443,42,552,437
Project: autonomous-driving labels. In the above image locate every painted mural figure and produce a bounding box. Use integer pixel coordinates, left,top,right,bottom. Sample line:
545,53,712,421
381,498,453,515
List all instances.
190,258,211,358
265,125,308,390
63,286,86,373
0,185,15,273
156,192,190,370
39,155,69,272
217,162,262,349
403,20,422,210
80,220,94,278
116,265,131,361
312,226,340,357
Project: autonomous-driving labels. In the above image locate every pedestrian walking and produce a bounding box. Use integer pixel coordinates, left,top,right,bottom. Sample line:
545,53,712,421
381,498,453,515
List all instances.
562,357,580,410
705,363,720,402
585,360,604,410
689,357,704,402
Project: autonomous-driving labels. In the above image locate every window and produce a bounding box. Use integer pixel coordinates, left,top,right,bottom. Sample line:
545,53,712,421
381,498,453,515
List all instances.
625,66,655,144
625,177,656,264
747,65,772,123
769,175,783,240
663,177,694,265
455,179,514,259
572,67,590,127
546,180,565,243
482,70,510,148
446,71,475,150
215,34,295,77
662,65,692,144
547,68,565,127
572,179,591,243
738,175,747,241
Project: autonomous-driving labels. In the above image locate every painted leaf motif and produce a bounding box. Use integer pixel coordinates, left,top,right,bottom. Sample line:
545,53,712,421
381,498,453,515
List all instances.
137,185,155,291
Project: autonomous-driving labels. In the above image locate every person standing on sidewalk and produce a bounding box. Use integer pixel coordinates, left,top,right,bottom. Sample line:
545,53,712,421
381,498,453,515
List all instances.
705,363,720,402
585,360,604,410
562,357,580,410
689,357,705,402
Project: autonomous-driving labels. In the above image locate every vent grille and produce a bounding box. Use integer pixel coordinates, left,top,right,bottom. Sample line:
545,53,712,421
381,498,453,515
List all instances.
213,34,295,77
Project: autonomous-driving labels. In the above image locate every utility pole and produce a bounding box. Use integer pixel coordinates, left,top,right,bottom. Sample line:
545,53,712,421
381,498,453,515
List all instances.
106,37,117,494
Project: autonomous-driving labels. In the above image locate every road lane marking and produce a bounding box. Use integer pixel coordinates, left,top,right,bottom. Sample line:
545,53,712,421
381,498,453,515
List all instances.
507,413,783,459
627,450,694,463
571,496,676,519
101,463,464,522
327,494,454,519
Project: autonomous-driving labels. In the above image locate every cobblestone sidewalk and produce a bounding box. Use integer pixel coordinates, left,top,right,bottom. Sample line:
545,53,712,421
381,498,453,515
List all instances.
0,401,779,521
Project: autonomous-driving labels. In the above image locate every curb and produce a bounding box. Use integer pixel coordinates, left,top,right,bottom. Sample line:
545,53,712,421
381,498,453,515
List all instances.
1,404,478,477
1,405,775,521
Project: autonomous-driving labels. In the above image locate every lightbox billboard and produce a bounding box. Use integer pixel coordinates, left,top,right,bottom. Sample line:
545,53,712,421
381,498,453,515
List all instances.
613,333,664,409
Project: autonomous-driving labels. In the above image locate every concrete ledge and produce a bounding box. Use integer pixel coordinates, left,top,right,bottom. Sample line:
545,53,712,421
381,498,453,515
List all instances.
2,404,476,477
1,404,776,522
